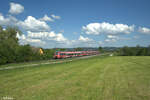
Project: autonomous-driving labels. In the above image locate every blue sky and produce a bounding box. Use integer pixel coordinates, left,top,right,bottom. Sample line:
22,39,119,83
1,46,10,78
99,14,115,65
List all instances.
0,0,150,48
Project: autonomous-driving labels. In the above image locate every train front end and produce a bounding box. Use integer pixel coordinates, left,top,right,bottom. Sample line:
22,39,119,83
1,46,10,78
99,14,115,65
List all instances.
53,52,61,59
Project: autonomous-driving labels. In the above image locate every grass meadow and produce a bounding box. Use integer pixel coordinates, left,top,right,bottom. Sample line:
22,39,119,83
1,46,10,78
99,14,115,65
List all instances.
0,55,150,100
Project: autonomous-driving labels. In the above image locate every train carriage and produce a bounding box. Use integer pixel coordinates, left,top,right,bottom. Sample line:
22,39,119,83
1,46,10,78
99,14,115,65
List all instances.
53,51,99,59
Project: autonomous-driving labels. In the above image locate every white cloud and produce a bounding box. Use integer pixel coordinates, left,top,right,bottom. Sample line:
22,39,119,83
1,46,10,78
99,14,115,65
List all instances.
105,39,111,42
18,16,50,32
107,35,118,39
82,22,134,35
27,31,67,42
16,31,102,48
27,31,49,38
39,14,54,22
0,14,50,32
133,36,139,39
138,27,150,34
2,28,6,31
9,2,24,14
16,33,26,40
22,32,99,48
78,35,93,42
104,35,119,43
51,14,61,19
26,31,71,48
0,13,18,26
17,33,45,46
105,39,117,43
54,33,67,42
98,41,103,45
105,35,132,43
75,35,98,47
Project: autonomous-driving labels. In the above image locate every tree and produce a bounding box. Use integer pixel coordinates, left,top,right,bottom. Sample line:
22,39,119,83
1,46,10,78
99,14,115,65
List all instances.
98,46,103,52
42,49,55,60
0,26,36,64
74,47,83,51
0,26,47,65
148,45,150,56
0,26,2,32
0,26,21,64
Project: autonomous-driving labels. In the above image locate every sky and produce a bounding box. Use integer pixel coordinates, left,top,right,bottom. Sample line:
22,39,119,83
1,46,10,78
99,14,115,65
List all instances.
0,0,150,48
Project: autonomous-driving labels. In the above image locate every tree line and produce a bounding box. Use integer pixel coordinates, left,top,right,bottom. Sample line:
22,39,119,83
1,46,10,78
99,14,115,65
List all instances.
98,46,150,56
117,45,150,56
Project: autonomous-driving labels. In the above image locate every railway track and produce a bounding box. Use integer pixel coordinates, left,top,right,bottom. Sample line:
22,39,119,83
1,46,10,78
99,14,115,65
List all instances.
0,54,108,71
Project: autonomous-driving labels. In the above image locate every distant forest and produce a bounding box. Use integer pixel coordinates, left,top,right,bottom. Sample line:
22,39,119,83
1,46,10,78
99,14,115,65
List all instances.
117,46,150,56
99,45,150,56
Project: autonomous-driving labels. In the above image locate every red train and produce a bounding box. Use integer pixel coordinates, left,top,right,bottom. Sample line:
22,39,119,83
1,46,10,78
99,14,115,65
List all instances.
53,51,99,59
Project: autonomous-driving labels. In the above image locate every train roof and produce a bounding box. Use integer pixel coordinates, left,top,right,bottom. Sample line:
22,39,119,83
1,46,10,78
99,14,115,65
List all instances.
55,51,99,53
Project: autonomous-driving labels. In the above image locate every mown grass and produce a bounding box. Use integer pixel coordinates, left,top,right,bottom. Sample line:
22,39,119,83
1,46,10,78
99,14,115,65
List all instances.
0,56,150,100
0,59,65,69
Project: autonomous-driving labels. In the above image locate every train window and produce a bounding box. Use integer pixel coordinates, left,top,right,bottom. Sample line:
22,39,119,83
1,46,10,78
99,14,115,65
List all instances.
60,53,65,55
69,53,73,55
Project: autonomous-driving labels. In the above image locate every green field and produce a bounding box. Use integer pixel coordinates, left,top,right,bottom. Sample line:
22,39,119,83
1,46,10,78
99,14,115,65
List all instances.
0,55,150,100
